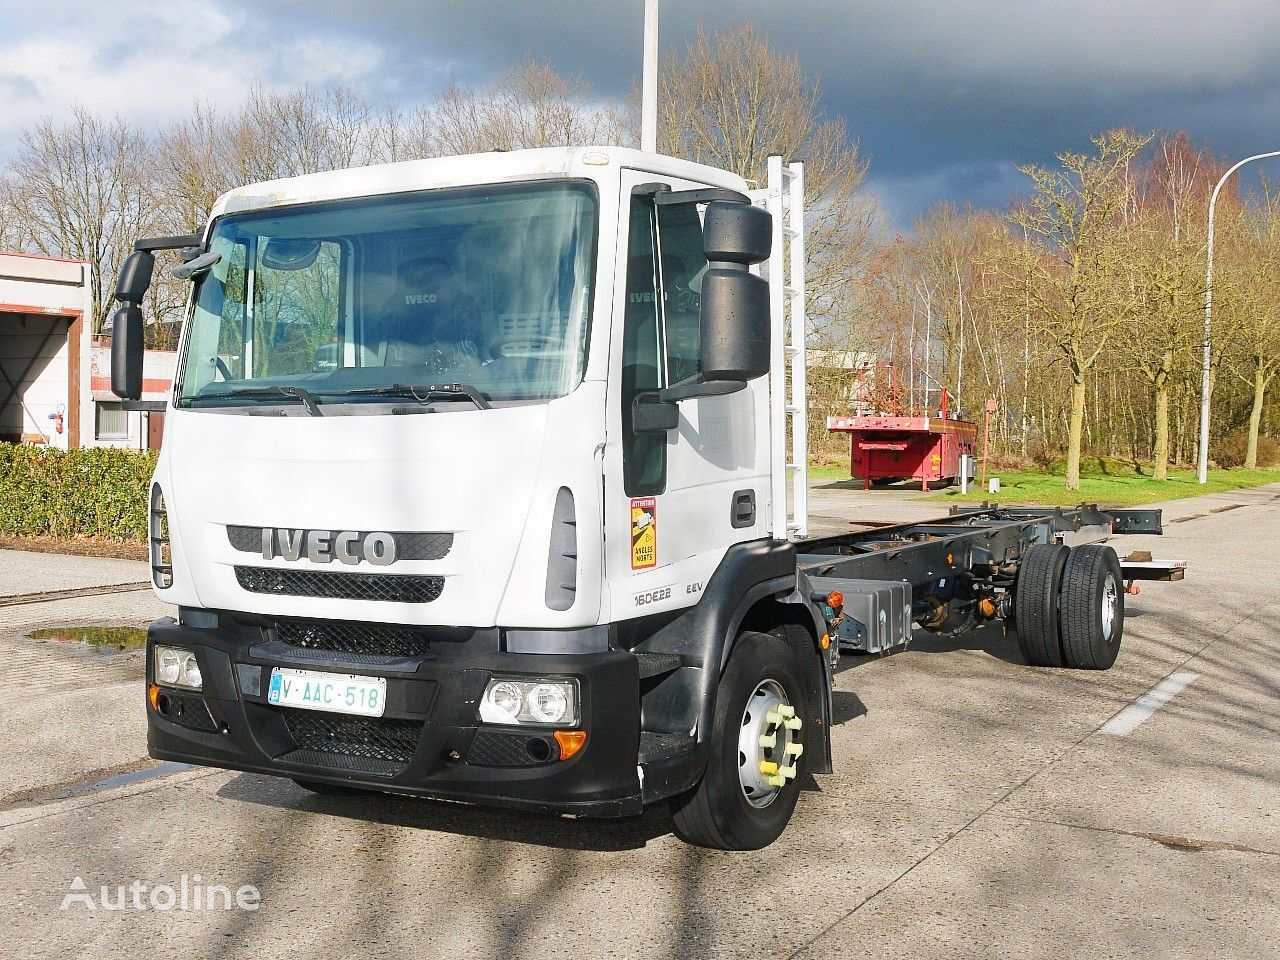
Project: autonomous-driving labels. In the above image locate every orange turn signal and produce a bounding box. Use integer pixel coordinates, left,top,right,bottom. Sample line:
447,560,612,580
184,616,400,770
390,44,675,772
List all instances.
147,683,161,712
820,633,831,650
826,591,844,609
554,730,588,761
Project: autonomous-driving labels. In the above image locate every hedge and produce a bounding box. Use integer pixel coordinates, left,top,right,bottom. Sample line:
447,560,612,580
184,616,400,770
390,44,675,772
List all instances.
0,444,158,541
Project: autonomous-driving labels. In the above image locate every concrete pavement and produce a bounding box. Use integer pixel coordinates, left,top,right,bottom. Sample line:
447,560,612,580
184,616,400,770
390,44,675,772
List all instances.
0,484,1276,959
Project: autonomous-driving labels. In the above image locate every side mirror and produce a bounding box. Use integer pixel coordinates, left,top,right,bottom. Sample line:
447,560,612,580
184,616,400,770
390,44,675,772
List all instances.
114,250,155,303
699,201,771,383
632,393,680,434
110,303,144,400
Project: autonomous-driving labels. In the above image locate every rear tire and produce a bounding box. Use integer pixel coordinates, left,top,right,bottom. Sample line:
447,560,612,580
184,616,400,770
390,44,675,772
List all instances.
670,631,809,850
1060,545,1124,670
1014,543,1069,667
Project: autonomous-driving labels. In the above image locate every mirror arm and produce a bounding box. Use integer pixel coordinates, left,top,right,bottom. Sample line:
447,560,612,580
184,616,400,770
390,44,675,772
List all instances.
658,375,747,402
133,232,201,253
655,187,751,206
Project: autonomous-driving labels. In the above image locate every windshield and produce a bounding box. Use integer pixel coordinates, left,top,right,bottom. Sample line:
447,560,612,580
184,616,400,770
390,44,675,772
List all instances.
176,181,597,408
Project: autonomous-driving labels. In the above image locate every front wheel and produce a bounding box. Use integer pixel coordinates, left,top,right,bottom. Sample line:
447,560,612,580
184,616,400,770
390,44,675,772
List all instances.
670,631,809,850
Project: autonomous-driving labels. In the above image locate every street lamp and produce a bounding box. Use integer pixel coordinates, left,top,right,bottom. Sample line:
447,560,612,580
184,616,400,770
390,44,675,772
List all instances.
641,0,659,152
1198,150,1280,484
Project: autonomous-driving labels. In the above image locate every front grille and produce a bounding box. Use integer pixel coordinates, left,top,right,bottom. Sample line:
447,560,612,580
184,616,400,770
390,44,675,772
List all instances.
236,566,444,603
280,709,422,765
227,526,453,561
276,620,432,658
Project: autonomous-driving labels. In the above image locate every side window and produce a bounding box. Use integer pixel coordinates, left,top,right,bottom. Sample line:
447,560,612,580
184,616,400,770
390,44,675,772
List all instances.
657,201,707,386
621,196,665,496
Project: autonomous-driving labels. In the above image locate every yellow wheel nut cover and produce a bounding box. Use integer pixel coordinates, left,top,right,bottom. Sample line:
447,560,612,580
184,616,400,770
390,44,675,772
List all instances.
759,760,779,776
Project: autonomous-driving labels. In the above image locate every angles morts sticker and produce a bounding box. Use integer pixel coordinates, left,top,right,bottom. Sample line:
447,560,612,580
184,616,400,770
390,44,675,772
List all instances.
630,497,657,569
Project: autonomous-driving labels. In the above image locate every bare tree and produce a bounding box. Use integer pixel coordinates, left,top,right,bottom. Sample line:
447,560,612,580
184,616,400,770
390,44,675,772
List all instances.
1011,129,1152,489
388,59,632,160
657,23,875,358
4,106,154,331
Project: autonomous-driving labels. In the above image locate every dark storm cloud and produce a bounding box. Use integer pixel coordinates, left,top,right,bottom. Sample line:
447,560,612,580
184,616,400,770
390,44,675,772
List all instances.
226,0,1280,225
10,0,1279,226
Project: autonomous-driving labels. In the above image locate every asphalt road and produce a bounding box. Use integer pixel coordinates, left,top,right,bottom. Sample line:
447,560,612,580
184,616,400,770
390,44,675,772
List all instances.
0,484,1276,960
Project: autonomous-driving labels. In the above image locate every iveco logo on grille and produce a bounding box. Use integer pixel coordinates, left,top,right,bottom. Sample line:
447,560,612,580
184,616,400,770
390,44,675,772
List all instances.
261,529,398,566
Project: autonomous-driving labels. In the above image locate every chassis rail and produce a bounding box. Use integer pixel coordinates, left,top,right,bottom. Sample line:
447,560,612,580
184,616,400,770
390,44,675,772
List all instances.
795,503,1180,651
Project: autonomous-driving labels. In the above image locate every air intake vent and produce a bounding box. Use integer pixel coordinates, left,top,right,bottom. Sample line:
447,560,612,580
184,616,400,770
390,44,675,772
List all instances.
280,709,421,765
236,567,443,603
276,620,432,658
544,487,578,611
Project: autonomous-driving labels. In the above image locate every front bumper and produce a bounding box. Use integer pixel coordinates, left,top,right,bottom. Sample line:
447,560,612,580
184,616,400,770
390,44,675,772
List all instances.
145,617,643,817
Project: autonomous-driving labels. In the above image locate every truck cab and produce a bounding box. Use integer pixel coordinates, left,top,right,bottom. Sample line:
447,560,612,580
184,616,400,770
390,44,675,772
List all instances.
113,146,832,850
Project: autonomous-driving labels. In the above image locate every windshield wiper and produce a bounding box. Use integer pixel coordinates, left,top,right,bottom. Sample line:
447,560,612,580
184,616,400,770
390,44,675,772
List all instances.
199,385,323,416
328,382,491,410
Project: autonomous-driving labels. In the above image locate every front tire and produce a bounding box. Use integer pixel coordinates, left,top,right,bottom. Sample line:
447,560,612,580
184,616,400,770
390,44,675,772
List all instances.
670,631,809,850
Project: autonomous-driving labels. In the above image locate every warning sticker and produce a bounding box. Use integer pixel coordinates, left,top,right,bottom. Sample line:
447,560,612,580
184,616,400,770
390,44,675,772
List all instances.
631,497,657,569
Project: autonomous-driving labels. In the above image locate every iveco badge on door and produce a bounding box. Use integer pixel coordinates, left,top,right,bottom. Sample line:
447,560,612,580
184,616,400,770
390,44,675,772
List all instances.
260,528,398,566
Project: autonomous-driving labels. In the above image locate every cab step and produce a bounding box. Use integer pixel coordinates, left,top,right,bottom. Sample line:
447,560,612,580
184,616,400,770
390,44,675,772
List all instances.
634,652,683,680
638,731,696,765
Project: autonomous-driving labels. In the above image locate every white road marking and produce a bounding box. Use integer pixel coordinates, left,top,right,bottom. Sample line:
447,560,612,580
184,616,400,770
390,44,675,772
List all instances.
1099,671,1199,736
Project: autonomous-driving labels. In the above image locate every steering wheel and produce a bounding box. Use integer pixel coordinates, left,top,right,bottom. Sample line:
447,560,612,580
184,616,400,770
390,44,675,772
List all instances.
485,330,559,361
213,356,233,381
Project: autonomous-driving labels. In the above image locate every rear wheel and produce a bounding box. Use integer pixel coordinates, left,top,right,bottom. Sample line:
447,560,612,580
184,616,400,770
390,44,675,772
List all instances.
1060,545,1124,670
670,631,809,850
1013,543,1069,667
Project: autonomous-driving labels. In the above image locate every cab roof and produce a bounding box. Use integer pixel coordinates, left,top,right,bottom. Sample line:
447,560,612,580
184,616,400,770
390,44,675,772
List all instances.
210,146,751,222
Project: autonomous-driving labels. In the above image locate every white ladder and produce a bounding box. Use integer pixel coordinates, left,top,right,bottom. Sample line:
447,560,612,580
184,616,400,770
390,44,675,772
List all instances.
751,156,807,541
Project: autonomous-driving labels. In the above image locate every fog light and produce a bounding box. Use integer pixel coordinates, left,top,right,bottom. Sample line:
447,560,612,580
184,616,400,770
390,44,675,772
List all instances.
479,677,579,726
154,644,201,690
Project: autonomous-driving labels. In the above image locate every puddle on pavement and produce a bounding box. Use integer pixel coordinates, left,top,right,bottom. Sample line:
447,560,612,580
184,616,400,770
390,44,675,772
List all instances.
28,625,148,652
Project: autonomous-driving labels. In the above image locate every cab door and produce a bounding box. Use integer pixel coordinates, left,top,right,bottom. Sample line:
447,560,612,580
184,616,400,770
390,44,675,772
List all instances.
602,168,769,623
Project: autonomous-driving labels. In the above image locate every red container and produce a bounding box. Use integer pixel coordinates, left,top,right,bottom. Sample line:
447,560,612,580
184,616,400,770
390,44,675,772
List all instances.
826,413,977,491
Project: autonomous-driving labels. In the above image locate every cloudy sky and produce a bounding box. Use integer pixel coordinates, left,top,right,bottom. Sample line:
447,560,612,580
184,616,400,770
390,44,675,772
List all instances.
2,0,1279,228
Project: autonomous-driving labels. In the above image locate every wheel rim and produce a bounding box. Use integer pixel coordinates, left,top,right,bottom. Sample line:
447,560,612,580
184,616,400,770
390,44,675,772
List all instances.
737,679,800,808
1101,574,1118,640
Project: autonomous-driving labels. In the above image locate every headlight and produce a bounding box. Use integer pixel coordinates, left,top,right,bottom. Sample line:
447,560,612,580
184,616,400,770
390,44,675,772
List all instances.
154,645,201,690
150,485,173,589
479,677,579,726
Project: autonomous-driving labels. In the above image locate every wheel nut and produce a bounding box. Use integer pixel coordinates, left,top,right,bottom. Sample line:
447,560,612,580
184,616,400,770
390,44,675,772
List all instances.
759,760,779,776
785,743,804,758
783,716,803,731
759,733,777,748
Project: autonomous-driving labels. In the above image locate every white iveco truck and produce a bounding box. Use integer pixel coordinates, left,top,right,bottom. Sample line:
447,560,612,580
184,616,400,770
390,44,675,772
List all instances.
111,146,1181,850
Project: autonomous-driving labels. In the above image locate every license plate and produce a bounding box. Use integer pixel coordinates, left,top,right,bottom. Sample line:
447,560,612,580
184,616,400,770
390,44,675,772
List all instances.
267,667,386,717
